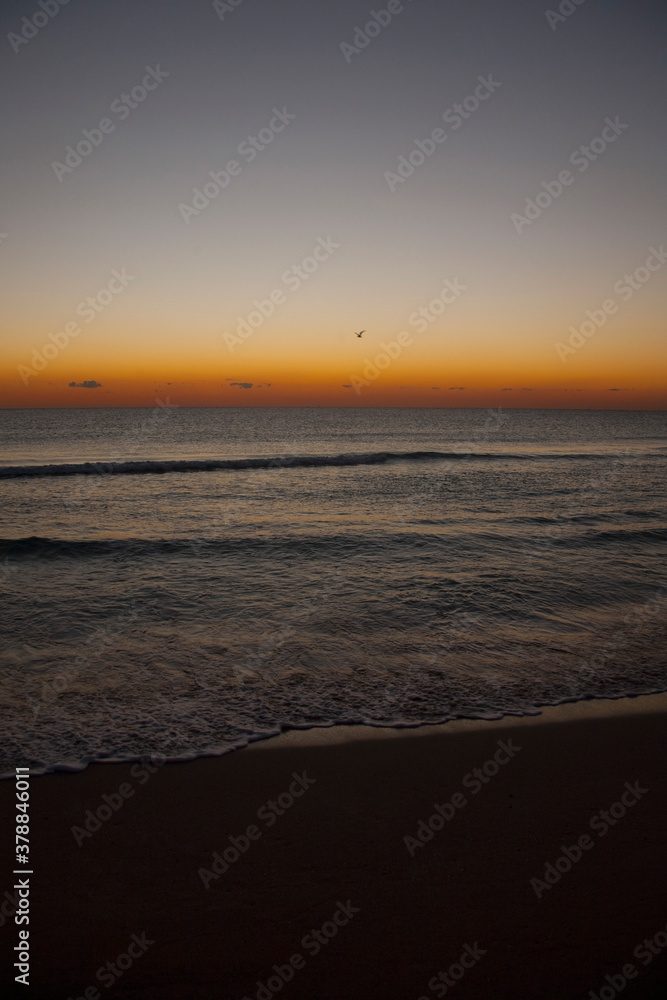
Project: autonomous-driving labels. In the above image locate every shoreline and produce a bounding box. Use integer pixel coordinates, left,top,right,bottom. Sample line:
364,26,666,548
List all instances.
6,689,667,780
253,689,667,750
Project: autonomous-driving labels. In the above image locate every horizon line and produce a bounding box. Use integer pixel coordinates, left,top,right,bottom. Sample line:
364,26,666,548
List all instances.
1,404,666,413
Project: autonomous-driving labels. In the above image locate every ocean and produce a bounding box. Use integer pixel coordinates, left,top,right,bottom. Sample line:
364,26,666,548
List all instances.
1,406,666,775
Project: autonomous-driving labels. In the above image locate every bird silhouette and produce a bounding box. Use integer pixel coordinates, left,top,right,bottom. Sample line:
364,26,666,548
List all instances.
354,330,365,338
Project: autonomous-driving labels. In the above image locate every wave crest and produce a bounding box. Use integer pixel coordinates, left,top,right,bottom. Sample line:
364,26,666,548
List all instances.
0,448,646,480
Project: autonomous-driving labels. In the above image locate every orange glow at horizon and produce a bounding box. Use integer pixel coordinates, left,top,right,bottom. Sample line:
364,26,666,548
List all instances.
2,369,665,411
3,306,665,410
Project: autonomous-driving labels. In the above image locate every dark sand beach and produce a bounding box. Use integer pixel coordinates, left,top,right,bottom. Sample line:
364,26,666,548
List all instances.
2,695,666,999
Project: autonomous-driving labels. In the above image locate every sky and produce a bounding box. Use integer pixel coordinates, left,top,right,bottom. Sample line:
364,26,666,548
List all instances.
0,0,665,409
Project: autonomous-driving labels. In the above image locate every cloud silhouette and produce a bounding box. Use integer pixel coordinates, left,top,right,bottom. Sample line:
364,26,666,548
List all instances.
68,380,102,388
230,382,253,389
501,387,513,391
448,386,465,391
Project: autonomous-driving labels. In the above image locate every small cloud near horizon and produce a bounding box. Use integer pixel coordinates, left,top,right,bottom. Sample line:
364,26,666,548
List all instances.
227,382,273,389
69,380,102,388
448,386,465,391
501,387,513,391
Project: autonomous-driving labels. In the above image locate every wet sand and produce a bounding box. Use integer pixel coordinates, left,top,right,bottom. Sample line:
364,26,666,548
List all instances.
1,695,666,999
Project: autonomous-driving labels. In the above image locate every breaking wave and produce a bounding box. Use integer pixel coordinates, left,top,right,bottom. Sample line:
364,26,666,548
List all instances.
0,448,648,479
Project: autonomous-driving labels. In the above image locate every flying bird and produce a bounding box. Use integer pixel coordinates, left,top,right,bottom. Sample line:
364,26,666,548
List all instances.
354,330,365,338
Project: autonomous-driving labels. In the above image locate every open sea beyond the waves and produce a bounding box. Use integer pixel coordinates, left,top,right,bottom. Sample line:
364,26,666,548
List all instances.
1,406,666,776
